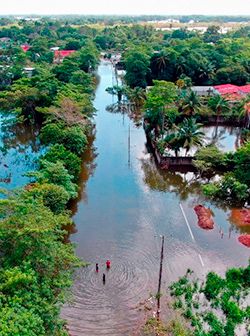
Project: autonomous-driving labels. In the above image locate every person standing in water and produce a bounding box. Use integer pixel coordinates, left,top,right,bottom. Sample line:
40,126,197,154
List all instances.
102,273,106,284
95,263,99,272
106,260,111,269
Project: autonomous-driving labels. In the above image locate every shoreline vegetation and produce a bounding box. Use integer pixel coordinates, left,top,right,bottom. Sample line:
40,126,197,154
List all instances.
0,21,99,334
0,15,249,335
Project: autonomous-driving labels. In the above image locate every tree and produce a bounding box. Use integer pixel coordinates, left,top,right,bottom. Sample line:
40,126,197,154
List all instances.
124,49,150,88
181,90,201,116
144,80,177,137
41,144,81,181
77,43,99,72
194,145,225,175
150,49,177,81
208,94,230,125
31,160,78,199
233,141,250,186
178,118,205,155
204,25,221,43
215,65,249,85
53,57,79,82
232,96,250,127
0,192,79,335
125,86,147,109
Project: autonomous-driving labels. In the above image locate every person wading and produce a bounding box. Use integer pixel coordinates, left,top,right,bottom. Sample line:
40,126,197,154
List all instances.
106,260,111,269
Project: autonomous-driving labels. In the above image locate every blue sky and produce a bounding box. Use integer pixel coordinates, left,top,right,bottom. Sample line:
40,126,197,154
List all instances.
1,0,250,15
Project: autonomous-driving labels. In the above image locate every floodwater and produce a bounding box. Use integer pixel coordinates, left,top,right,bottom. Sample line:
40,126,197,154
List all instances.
62,62,249,336
0,113,44,191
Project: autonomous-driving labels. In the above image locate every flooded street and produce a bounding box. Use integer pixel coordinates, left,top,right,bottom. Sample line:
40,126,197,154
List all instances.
61,62,249,336
0,113,44,190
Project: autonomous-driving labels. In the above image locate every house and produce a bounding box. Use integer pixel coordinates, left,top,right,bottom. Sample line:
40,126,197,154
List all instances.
191,86,216,96
238,85,250,95
53,50,76,63
213,84,250,101
23,67,35,78
21,44,30,52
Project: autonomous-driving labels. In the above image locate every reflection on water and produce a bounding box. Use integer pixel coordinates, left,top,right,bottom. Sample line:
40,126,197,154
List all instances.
0,112,45,190
169,125,242,157
202,125,241,152
62,62,249,336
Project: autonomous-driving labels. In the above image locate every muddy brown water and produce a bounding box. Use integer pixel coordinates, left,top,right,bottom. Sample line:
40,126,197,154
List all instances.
61,62,249,336
0,63,248,335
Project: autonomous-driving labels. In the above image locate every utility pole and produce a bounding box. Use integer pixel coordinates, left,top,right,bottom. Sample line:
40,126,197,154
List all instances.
157,235,164,321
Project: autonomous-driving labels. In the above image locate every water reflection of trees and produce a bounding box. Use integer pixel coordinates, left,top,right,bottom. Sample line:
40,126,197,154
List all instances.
69,130,98,216
0,116,41,153
106,102,143,127
140,156,202,201
203,125,241,151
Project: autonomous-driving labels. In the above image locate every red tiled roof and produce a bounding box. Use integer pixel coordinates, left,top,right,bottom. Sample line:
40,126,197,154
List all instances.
239,85,250,94
213,84,239,95
54,50,76,58
223,93,242,101
21,44,30,52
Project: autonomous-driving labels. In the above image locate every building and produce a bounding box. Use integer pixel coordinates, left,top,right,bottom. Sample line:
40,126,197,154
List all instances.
21,44,30,52
191,86,216,96
23,67,35,78
53,50,76,63
214,84,250,101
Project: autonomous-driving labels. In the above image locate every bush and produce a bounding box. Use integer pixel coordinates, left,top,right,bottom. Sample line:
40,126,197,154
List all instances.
194,145,226,174
203,174,249,204
204,272,224,300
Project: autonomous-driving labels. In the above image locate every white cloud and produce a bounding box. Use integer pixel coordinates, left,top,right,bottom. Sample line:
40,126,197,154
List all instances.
1,0,250,15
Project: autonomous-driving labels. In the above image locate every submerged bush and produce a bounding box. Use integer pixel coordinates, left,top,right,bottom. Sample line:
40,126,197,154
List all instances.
203,173,249,204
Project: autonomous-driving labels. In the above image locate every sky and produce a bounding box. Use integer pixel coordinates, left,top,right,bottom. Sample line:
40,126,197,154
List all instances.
1,0,250,16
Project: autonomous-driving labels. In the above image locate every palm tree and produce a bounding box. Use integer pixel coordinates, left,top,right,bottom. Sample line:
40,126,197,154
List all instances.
178,118,205,155
233,95,250,128
164,131,183,157
182,90,201,116
125,86,146,109
152,52,168,74
106,85,125,102
208,94,229,122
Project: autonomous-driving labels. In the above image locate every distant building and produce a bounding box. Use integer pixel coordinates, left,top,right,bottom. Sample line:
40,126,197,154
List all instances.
21,44,30,52
50,47,60,51
54,50,76,63
23,67,35,78
0,37,11,43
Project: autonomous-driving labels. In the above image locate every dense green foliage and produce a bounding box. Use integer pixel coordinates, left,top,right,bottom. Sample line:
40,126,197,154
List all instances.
198,141,250,204
0,16,250,335
42,144,81,181
0,18,99,335
169,264,250,336
0,191,80,335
